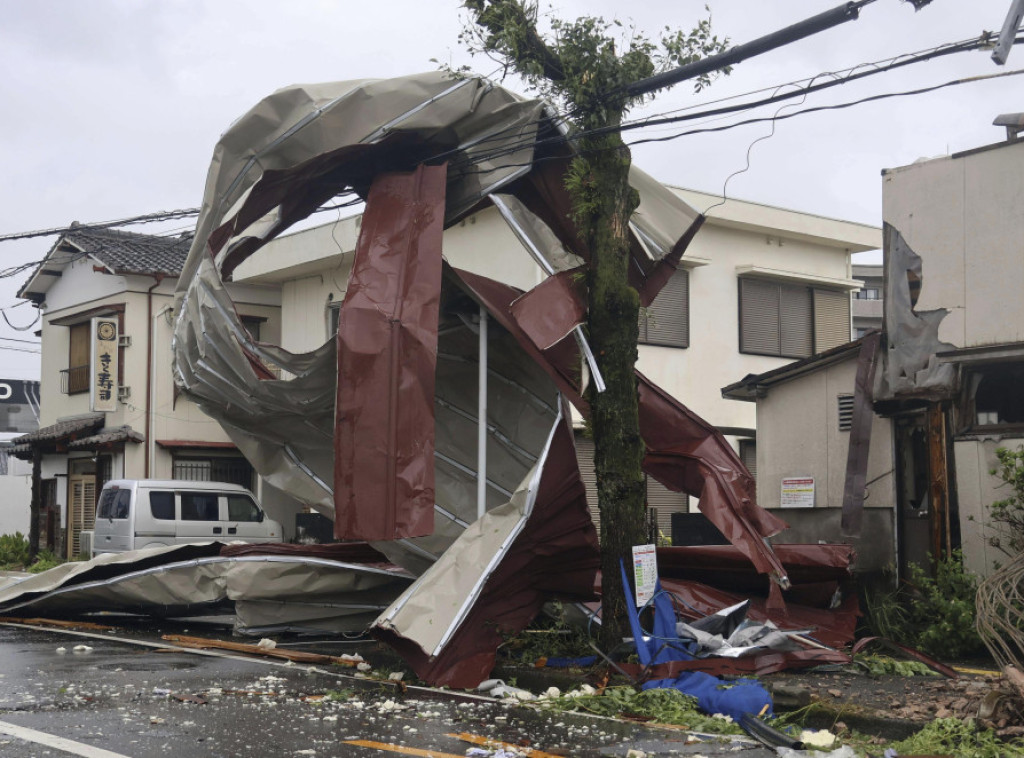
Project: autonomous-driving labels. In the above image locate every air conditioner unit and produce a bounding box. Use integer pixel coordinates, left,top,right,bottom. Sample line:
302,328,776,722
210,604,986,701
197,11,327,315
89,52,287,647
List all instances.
80,530,95,558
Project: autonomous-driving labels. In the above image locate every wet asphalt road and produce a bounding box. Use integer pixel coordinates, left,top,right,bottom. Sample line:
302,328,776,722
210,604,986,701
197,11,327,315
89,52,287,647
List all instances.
0,623,778,757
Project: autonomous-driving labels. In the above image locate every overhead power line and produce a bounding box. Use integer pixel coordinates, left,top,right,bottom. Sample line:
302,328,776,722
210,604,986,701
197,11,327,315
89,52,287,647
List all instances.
0,208,201,243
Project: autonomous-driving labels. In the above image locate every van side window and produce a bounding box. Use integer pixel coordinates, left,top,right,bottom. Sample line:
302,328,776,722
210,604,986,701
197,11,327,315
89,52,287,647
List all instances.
150,491,175,520
97,489,117,519
181,492,220,521
113,489,131,519
227,495,262,523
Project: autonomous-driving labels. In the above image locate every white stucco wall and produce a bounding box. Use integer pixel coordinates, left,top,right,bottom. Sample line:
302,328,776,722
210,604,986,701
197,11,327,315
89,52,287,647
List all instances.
0,475,31,536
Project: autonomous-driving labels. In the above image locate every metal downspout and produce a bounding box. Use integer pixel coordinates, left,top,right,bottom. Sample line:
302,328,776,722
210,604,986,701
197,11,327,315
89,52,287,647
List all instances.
477,308,488,520
145,274,165,478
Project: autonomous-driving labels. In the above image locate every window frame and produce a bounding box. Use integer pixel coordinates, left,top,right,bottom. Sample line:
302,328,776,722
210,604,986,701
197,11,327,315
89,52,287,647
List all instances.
738,277,851,359
957,362,1024,436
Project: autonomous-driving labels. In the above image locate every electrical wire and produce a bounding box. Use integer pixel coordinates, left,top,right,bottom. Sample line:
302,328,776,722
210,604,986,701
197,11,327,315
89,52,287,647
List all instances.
441,33,1018,179
2,308,40,331
0,33,1015,257
0,344,40,355
0,208,201,243
0,336,40,345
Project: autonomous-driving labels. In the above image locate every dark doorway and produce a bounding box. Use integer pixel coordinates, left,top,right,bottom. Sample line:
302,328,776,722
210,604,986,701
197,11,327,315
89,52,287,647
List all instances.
894,412,932,580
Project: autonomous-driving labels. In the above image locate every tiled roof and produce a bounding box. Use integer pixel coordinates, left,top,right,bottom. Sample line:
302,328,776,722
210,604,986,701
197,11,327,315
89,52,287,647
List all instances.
67,425,144,449
9,414,106,457
11,414,104,446
62,227,193,276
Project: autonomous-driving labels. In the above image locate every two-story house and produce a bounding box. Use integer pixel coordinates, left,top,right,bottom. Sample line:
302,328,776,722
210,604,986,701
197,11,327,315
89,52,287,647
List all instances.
12,227,281,557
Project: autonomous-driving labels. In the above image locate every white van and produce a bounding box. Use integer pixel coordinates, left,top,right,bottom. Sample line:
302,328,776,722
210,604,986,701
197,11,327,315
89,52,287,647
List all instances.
92,479,283,556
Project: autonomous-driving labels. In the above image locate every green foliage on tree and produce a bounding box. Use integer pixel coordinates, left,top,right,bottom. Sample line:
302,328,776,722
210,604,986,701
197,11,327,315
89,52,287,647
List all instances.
456,0,728,648
988,446,1024,556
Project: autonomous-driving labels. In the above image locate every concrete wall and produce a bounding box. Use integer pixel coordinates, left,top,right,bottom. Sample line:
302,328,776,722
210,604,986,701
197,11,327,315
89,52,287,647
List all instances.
883,139,1024,348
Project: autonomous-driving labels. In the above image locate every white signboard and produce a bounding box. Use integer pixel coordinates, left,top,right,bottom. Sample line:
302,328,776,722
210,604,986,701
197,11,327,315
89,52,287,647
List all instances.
781,476,815,508
90,317,119,413
631,543,658,607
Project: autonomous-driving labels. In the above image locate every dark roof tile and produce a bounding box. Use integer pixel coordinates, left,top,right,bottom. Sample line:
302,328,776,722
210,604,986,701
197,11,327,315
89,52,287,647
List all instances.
63,227,193,277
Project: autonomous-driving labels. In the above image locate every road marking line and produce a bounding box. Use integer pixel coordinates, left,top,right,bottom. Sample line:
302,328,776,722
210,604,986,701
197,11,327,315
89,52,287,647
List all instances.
342,740,464,757
448,731,564,758
0,720,132,758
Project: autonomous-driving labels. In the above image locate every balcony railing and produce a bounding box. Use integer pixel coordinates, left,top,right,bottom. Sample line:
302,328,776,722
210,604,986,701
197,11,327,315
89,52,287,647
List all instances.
60,365,90,395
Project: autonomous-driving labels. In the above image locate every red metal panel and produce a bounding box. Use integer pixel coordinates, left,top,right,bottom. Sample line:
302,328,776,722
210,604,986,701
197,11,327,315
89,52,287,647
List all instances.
333,165,447,541
509,268,587,351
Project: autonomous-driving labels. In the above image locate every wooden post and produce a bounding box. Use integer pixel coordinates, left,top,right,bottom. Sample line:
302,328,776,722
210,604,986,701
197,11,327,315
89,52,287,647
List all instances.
28,447,41,562
927,402,950,564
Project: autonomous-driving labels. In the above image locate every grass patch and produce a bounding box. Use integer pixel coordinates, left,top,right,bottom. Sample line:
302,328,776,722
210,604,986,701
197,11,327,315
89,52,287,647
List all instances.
890,717,1024,758
539,686,744,735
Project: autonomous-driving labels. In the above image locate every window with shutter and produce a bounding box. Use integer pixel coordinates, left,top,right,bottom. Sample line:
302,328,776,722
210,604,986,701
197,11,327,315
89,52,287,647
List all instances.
739,279,812,358
740,278,849,359
575,436,686,536
640,268,689,348
814,289,851,351
739,439,757,480
780,283,812,357
646,475,688,537
739,278,781,355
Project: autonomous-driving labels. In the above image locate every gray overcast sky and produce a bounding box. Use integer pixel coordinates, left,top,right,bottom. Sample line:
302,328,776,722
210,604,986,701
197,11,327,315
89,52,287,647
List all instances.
2,0,1021,379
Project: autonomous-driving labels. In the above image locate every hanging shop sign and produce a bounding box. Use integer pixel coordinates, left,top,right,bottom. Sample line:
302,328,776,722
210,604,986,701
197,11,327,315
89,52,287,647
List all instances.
90,317,119,413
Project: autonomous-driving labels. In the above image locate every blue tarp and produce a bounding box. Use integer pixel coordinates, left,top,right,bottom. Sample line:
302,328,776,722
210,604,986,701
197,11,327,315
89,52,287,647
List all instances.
620,562,772,722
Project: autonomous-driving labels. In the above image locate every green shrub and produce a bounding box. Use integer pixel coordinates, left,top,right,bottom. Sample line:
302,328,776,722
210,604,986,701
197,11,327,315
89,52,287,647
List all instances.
27,550,62,574
0,532,31,568
863,552,985,660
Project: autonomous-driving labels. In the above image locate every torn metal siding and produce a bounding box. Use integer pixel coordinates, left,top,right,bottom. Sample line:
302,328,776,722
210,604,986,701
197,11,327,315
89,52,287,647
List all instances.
165,71,795,684
0,543,413,635
840,330,882,537
876,223,957,401
172,72,704,531
372,404,600,688
334,165,447,541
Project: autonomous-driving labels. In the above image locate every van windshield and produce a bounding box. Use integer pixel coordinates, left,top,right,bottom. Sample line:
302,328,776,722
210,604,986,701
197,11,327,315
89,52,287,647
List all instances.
227,495,262,522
